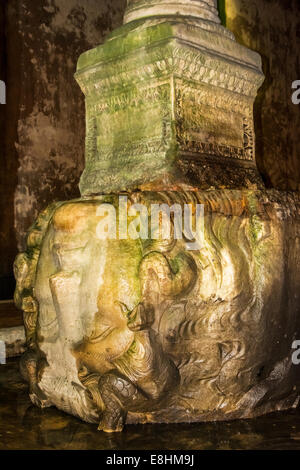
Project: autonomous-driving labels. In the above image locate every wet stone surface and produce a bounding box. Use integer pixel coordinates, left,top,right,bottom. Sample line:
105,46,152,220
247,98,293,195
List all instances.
1,359,300,450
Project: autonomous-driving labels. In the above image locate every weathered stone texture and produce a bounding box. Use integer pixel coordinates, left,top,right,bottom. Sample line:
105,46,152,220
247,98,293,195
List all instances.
1,0,300,299
14,190,300,427
0,0,126,299
12,0,126,251
0,326,26,358
11,0,300,432
225,0,300,190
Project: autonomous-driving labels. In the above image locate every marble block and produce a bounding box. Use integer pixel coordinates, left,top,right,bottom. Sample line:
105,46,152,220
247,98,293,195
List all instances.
124,0,222,25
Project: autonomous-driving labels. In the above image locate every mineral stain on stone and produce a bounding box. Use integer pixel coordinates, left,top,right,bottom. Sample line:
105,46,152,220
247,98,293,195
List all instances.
12,0,300,435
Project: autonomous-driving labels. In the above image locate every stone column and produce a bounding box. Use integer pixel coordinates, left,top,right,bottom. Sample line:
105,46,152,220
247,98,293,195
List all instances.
75,0,264,195
124,0,221,24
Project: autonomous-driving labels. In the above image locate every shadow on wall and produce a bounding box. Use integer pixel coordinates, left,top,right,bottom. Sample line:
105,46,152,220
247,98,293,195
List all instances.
217,0,226,26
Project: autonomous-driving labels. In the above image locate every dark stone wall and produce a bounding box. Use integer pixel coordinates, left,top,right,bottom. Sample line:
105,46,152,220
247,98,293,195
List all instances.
0,0,299,299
